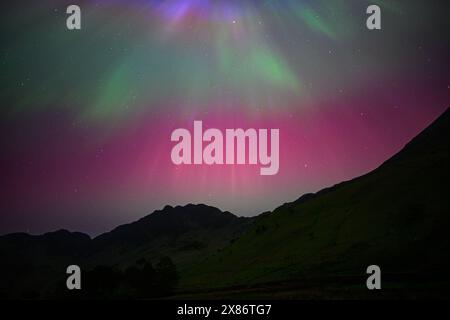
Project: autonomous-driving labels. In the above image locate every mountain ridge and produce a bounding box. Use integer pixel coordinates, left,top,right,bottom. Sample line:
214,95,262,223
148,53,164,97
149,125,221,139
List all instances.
4,103,448,241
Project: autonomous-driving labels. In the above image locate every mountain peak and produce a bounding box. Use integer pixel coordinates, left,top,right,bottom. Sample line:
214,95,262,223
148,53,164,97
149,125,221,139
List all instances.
93,203,249,246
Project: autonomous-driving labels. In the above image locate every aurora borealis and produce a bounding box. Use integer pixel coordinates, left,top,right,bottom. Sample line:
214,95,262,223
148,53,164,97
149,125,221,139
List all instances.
1,0,449,235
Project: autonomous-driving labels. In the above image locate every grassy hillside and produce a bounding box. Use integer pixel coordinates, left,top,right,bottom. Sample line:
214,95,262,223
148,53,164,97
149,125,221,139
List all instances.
181,108,450,292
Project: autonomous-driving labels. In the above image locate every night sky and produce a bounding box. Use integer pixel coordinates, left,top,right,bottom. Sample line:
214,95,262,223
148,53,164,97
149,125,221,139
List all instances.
1,0,449,235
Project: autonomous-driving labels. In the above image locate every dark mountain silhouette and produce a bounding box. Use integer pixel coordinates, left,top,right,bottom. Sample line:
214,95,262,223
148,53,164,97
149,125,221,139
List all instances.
0,204,252,298
1,107,449,299
0,230,91,299
88,204,252,268
96,204,245,245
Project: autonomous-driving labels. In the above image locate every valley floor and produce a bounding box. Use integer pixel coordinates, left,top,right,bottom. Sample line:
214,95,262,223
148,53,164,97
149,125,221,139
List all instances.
169,275,450,300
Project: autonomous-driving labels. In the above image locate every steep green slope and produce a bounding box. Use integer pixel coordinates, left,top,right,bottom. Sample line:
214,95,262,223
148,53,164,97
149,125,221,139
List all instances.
182,108,450,289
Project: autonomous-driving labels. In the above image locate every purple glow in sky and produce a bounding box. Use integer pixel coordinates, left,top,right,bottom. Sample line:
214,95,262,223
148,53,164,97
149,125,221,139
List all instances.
0,0,449,234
